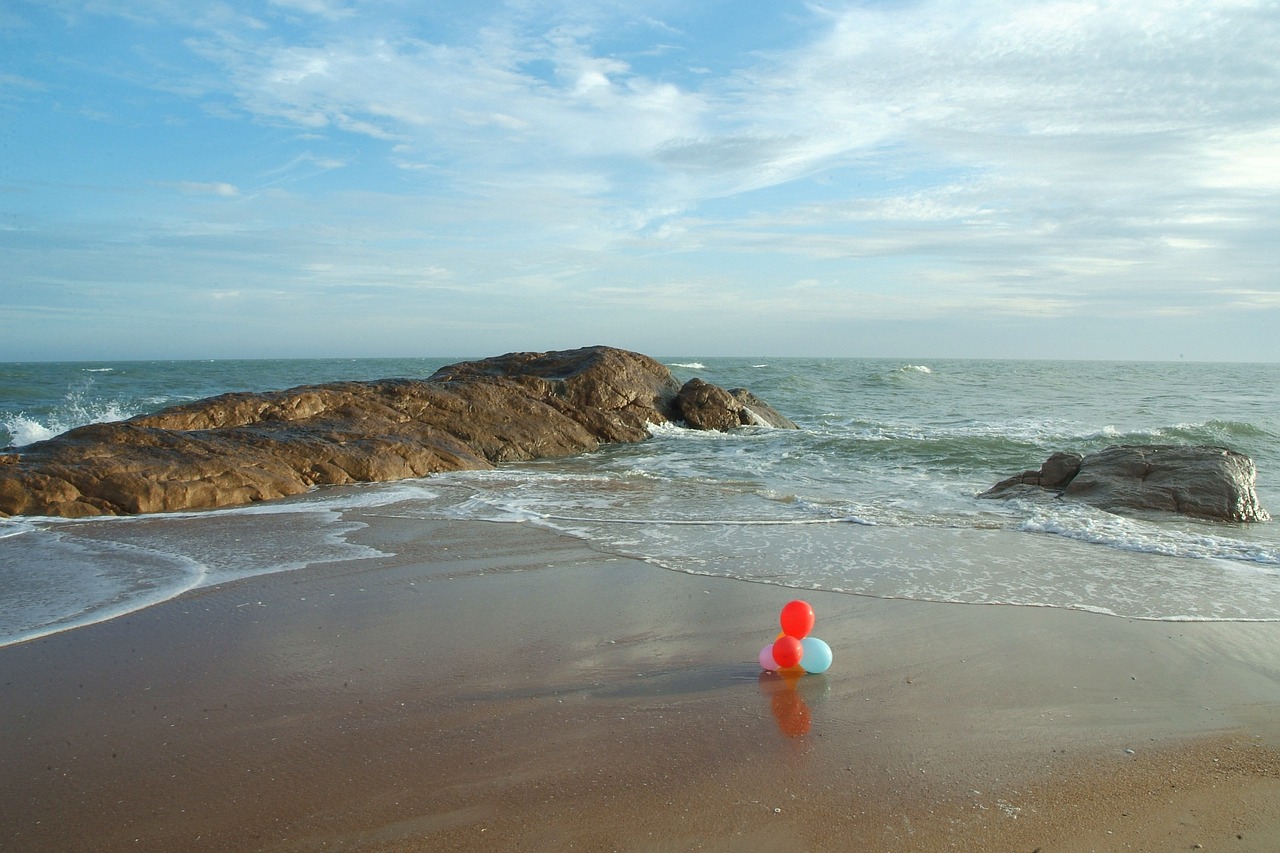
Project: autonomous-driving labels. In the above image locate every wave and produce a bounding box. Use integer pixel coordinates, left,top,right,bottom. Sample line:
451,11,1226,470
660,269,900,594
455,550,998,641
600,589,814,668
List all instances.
645,420,758,441
0,497,391,648
1159,420,1278,445
667,361,707,370
539,514,874,527
2,401,135,447
0,518,37,540
518,502,1280,622
864,363,937,386
1,372,148,447
1018,507,1279,566
0,525,207,648
1080,420,1275,444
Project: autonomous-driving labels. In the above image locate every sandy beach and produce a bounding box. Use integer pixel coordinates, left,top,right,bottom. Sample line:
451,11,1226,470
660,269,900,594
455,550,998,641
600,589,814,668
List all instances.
3,513,1279,852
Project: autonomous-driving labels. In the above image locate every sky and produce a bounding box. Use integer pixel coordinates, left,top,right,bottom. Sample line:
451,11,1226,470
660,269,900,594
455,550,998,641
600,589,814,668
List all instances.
3,0,1279,362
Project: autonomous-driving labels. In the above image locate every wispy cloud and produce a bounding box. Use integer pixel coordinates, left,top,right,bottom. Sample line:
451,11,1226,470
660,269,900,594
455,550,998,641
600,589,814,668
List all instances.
192,2,1278,233
268,0,355,22
157,180,240,197
3,0,1279,359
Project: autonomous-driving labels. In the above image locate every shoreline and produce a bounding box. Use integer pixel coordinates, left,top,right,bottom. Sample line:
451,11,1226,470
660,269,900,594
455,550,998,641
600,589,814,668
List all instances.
3,514,1279,851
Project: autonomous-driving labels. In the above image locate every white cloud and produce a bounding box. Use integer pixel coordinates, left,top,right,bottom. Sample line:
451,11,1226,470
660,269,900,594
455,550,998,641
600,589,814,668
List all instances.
0,72,46,94
158,181,241,197
1196,128,1280,189
268,0,354,21
5,0,1280,360
1217,287,1280,308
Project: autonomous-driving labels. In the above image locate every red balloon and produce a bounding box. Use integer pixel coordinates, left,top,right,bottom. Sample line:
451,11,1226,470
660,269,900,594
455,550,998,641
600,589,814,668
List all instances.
772,635,804,669
780,600,815,639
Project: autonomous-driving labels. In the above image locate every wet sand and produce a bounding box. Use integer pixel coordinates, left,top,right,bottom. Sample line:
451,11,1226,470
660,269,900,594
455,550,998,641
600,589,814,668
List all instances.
2,514,1279,852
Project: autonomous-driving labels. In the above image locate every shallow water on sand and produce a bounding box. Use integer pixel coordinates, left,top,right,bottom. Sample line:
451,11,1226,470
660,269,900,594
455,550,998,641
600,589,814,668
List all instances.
2,356,1278,645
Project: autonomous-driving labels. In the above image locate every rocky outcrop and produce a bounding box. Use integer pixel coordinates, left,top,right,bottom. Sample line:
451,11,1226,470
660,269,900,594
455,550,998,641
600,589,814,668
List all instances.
673,379,800,430
0,347,796,519
981,444,1270,522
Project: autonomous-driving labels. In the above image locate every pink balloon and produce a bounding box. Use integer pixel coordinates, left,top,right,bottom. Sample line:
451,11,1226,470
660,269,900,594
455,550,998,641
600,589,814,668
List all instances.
759,644,779,671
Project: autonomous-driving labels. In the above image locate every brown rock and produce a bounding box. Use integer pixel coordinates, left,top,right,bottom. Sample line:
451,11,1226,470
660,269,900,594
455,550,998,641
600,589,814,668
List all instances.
674,379,802,430
675,379,741,431
0,347,795,518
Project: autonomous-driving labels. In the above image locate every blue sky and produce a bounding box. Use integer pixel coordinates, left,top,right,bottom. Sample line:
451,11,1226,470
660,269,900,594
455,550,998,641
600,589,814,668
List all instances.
3,0,1279,361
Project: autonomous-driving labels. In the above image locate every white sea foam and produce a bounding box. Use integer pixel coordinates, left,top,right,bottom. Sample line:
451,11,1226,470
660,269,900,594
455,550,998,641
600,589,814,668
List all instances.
667,362,706,369
396,467,1280,622
3,414,62,446
0,525,207,647
541,514,869,526
0,519,38,540
646,421,695,437
1018,508,1280,566
232,480,442,514
3,401,134,446
0,499,394,647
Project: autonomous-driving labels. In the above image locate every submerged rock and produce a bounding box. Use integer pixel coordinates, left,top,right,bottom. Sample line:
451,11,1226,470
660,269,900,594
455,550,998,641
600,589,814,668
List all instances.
981,444,1270,523
0,346,797,519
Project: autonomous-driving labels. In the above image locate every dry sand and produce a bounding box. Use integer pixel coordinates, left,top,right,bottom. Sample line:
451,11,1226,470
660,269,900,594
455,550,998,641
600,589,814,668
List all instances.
2,514,1279,852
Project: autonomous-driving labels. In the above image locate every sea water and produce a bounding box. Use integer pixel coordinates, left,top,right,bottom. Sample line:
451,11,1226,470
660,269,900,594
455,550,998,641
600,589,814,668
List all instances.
2,357,1278,646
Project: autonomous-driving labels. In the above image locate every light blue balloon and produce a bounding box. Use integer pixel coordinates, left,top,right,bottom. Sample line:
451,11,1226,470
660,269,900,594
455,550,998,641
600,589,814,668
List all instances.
800,636,833,674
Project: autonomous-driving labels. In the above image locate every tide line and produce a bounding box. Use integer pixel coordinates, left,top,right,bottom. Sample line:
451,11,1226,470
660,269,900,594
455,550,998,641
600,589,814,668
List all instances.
542,515,876,527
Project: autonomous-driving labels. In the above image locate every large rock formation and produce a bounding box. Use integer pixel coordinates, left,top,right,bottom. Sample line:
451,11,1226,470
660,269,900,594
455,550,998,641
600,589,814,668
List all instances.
981,444,1271,522
0,346,797,519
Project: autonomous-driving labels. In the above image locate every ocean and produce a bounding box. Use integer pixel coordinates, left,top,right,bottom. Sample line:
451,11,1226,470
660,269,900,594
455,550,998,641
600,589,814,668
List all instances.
2,356,1278,647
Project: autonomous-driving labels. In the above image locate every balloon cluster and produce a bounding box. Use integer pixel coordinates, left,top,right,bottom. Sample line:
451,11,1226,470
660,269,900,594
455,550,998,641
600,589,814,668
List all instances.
758,599,833,674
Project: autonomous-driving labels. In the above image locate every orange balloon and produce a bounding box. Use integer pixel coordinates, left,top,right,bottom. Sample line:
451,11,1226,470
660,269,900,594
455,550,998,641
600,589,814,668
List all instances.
772,635,803,669
780,600,815,639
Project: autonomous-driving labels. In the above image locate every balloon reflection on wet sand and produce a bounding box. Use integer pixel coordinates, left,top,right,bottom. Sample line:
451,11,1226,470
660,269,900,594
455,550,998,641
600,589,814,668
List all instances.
760,669,830,737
